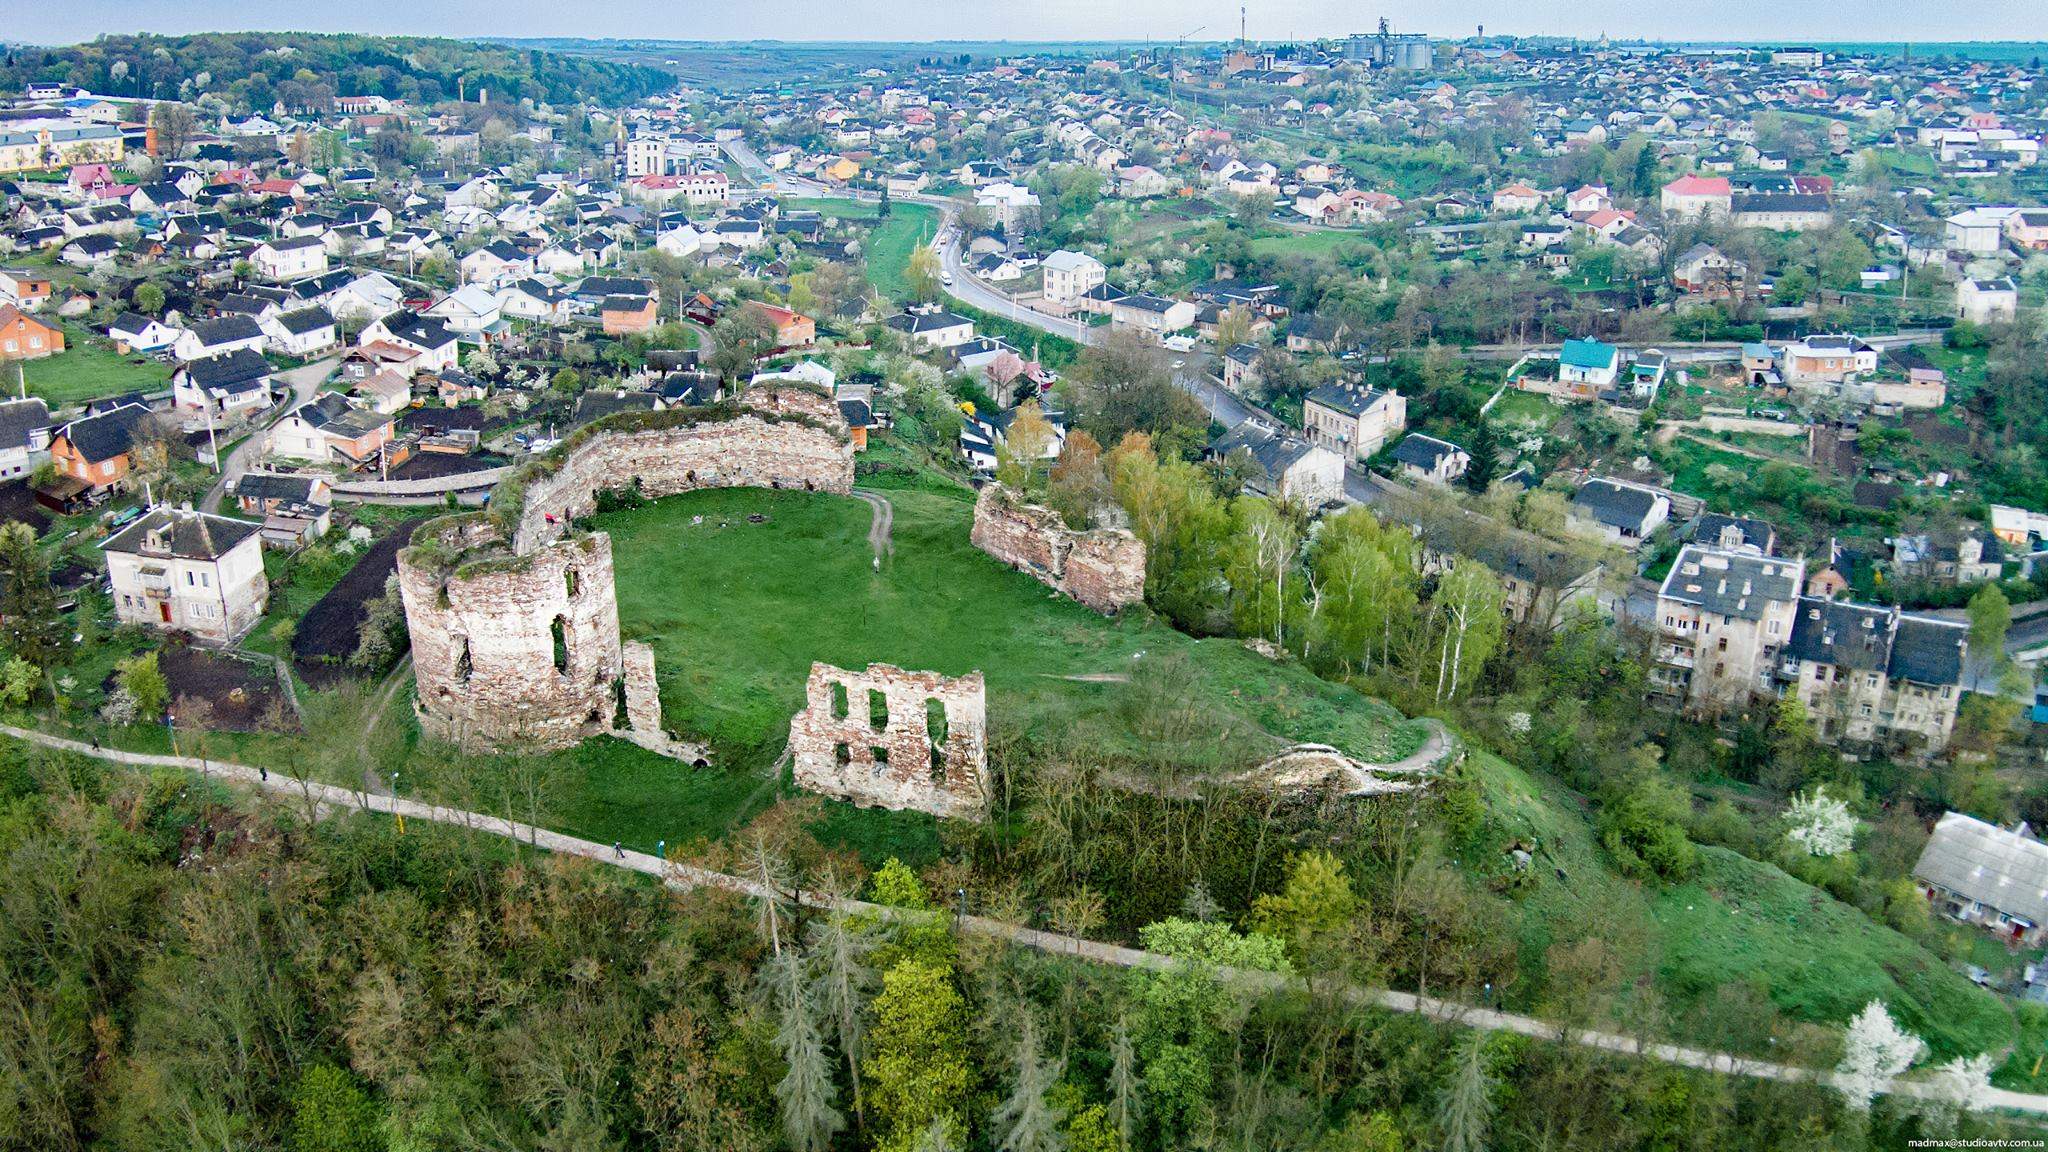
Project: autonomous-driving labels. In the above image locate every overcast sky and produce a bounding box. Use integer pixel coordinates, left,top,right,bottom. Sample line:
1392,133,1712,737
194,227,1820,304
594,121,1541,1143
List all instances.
10,0,2046,47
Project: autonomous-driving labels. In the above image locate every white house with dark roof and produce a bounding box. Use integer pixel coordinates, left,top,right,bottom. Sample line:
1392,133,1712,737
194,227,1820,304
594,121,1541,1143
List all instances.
1388,433,1468,485
251,234,330,282
1566,478,1670,549
0,398,52,481
103,506,270,642
1304,381,1406,460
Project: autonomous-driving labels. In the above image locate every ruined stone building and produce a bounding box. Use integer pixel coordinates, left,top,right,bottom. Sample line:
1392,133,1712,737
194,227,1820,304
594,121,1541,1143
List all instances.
788,662,989,820
970,484,1145,614
399,387,856,753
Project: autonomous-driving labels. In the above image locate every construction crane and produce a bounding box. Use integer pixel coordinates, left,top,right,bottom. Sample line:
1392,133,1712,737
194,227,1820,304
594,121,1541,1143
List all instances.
1167,25,1205,111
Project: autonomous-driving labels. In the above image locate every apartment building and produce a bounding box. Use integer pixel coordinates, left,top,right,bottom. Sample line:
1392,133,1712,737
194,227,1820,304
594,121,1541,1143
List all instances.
1652,545,1804,713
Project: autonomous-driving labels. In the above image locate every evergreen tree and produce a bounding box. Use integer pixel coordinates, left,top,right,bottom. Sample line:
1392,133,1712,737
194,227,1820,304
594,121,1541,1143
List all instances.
1436,1032,1500,1152
766,950,845,1152
806,905,880,1117
991,1013,1066,1152
0,522,64,669
1463,421,1502,494
1108,1018,1142,1151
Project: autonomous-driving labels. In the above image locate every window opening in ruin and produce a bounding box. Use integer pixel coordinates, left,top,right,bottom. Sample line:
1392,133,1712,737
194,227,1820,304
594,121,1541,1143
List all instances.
926,699,949,778
613,677,628,728
834,743,850,767
565,568,579,599
868,688,888,731
871,746,889,766
551,615,570,673
830,682,849,720
455,638,472,682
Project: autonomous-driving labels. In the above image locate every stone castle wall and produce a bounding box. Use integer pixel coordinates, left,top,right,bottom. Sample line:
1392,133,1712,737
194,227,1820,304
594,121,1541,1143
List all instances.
397,521,622,752
789,662,988,820
511,387,854,552
969,484,1146,614
400,391,854,753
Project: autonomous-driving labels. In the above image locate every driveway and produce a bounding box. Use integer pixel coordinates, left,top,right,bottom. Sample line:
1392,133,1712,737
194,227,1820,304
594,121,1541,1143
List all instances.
200,355,337,513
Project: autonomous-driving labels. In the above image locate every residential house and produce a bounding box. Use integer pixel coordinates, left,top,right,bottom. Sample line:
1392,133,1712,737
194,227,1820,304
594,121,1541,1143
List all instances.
1490,183,1546,214
173,315,268,363
0,305,65,360
1782,334,1879,385
1303,381,1407,460
1915,813,2048,946
1651,545,1805,713
0,398,53,481
1566,478,1671,548
749,302,816,349
1557,337,1620,396
267,392,396,467
0,271,54,312
103,506,269,641
172,349,274,418
1958,277,2019,325
264,307,338,357
1673,243,1747,297
359,312,459,373
107,313,182,355
1041,249,1107,304
886,308,976,352
50,402,152,490
426,285,506,341
1211,420,1345,507
251,235,329,282
1784,598,1969,751
1388,434,1469,485
1108,293,1197,339
1661,174,1733,219
230,471,333,545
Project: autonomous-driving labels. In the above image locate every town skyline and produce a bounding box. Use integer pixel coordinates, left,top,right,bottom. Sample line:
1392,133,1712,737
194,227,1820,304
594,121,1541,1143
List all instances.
9,1,2048,50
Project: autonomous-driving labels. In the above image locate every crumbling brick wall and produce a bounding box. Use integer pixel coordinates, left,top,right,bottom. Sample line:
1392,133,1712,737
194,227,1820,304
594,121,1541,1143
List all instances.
397,519,622,752
512,392,854,551
789,662,988,820
970,484,1146,614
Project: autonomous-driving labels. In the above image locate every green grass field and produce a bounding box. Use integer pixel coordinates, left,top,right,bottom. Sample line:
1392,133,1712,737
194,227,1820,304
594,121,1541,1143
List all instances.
16,327,171,408
594,482,1426,776
1469,750,2015,1064
1248,229,1375,262
792,197,939,304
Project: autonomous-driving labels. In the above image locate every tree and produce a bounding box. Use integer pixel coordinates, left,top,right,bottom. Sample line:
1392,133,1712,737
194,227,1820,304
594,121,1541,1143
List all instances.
149,100,200,161
997,401,1056,494
765,950,844,1152
1966,583,2012,667
0,656,38,708
132,281,165,317
709,306,777,382
1435,1032,1500,1152
1834,1000,1925,1110
1107,1019,1141,1151
1224,497,1301,648
990,1014,1065,1152
0,522,66,668
1071,330,1209,459
1249,850,1359,973
1430,562,1506,703
906,244,944,304
551,367,582,395
287,1064,382,1152
806,905,879,1117
1782,786,1856,858
1463,421,1502,494
115,653,168,721
864,958,972,1148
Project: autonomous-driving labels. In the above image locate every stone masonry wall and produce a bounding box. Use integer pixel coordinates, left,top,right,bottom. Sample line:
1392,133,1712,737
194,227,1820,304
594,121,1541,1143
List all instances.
397,523,622,752
513,393,853,553
789,662,988,820
970,484,1146,615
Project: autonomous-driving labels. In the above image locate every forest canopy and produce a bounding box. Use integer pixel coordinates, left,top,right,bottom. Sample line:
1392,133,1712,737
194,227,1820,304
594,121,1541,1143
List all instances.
0,32,673,110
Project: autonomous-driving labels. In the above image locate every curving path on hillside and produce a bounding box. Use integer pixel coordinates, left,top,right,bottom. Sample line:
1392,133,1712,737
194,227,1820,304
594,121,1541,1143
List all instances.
2,721,2038,1118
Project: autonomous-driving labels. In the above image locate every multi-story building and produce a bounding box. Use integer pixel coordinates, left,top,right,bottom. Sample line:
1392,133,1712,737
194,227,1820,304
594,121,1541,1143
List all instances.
1652,546,1804,714
0,123,124,174
1040,250,1106,304
1303,382,1406,460
103,507,270,643
1781,334,1879,385
1653,544,1969,753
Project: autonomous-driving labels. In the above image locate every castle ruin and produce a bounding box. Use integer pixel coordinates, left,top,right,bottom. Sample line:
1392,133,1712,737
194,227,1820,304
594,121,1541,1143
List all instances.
970,484,1146,614
399,387,856,752
788,662,989,820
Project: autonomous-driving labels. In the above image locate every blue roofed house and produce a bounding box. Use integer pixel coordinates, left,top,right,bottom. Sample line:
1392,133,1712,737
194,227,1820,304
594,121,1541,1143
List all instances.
1555,337,1620,400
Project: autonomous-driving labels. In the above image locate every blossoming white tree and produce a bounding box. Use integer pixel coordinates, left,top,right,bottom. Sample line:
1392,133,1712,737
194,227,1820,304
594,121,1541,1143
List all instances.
1835,1000,1926,1109
1918,1051,1996,1131
1785,785,1856,858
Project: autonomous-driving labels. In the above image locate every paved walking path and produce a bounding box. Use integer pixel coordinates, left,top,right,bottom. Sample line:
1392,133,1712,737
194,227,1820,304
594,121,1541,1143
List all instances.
3,722,2039,1116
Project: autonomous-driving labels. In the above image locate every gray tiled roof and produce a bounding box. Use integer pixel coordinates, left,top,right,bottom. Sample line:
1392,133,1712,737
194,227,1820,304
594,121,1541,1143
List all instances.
1658,545,1802,622
1915,812,2048,927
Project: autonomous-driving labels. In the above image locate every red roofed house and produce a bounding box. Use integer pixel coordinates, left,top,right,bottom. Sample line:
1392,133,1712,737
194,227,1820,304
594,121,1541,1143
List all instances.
1491,184,1546,214
1662,175,1733,219
749,302,816,350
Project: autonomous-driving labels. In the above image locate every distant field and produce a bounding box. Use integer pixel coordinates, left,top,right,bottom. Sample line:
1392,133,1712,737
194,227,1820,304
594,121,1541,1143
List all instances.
17,327,170,408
